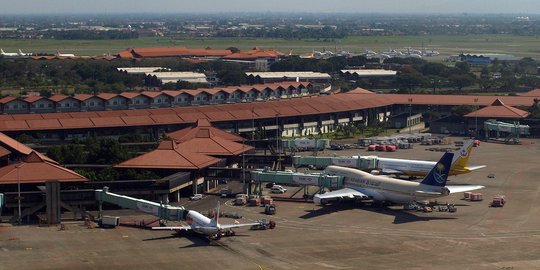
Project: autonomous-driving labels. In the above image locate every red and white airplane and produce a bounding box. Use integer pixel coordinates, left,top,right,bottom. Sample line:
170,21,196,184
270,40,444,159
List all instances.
152,202,260,240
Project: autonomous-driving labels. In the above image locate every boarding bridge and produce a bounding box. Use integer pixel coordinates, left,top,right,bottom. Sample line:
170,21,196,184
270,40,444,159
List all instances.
250,169,344,196
95,187,185,221
0,193,3,217
484,120,530,144
292,155,379,171
281,139,331,151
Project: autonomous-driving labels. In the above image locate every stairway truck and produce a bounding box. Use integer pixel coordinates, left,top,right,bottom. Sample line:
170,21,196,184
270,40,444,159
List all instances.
99,216,120,228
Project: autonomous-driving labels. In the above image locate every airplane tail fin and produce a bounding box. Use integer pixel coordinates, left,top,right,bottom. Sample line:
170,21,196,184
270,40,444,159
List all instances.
420,152,453,187
18,49,24,55
450,140,474,171
0,49,4,54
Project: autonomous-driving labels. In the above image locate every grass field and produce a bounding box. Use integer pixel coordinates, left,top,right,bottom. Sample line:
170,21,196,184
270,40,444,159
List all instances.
1,34,540,58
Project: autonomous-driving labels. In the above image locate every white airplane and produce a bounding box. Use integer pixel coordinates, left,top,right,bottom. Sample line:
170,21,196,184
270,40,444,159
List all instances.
1,49,32,58
1,49,19,57
314,152,484,205
18,49,32,56
55,50,75,57
152,202,260,240
375,140,486,177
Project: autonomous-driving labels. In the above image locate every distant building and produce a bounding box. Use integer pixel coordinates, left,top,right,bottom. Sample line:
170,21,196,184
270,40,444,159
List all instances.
246,72,331,84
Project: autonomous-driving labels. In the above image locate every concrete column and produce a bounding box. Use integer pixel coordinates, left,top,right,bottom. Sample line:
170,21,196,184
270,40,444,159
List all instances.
192,179,197,195
46,181,61,225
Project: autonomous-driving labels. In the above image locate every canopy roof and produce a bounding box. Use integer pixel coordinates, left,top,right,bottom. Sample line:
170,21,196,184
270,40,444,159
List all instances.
114,140,221,170
464,99,530,118
0,152,86,184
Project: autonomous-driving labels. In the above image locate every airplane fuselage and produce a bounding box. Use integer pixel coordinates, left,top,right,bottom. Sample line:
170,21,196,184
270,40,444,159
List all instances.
184,210,220,236
327,166,449,204
377,157,471,177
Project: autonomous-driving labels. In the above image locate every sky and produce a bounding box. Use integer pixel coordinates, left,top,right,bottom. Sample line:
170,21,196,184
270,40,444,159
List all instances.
1,0,539,14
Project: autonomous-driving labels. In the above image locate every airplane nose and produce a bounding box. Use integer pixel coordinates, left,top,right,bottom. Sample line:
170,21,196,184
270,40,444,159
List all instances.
313,195,321,205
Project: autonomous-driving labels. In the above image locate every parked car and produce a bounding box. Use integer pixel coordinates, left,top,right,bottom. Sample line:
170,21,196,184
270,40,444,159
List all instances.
189,194,203,201
270,186,287,194
330,144,344,150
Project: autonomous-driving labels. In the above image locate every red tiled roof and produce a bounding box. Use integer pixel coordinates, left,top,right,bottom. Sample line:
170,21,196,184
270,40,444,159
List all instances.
119,92,141,99
90,117,125,127
0,151,86,184
520,89,540,97
167,118,244,142
121,115,155,125
3,120,29,130
58,118,95,128
347,88,375,94
42,113,72,120
114,140,221,170
0,146,11,158
177,134,252,156
73,94,94,101
27,119,62,129
12,114,43,120
97,93,119,100
464,98,530,118
141,91,165,98
23,95,45,103
1,92,538,133
48,95,71,102
0,132,57,164
161,90,183,97
0,96,17,104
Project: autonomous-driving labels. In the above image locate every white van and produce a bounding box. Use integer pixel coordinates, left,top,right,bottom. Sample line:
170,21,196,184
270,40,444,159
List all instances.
271,186,287,194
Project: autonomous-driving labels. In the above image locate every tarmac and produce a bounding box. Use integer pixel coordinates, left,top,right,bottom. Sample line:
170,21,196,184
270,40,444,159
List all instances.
2,137,540,270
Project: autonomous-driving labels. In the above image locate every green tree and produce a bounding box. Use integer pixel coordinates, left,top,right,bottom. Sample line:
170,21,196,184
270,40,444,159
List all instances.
448,74,476,90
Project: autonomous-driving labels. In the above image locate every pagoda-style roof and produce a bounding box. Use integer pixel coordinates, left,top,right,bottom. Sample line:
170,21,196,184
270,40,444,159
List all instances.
465,98,530,118
114,140,221,170
176,128,253,156
0,152,86,184
167,118,245,142
0,132,57,164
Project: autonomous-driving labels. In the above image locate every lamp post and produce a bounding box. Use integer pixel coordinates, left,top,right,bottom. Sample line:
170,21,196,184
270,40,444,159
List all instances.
275,113,280,154
16,163,21,224
251,108,255,141
474,98,479,138
408,98,413,134
242,139,247,195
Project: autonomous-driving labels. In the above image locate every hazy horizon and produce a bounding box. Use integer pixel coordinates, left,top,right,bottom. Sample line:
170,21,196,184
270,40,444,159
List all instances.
1,0,539,15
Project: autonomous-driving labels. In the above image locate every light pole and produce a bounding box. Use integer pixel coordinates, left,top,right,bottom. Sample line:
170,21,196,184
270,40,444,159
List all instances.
16,163,21,224
408,98,413,134
242,139,247,195
275,113,280,154
251,108,255,141
474,98,479,138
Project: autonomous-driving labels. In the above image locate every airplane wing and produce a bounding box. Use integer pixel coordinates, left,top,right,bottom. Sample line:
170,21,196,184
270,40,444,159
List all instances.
446,185,485,194
219,222,261,230
313,188,369,204
415,190,444,196
381,168,404,175
151,225,191,231
466,165,487,171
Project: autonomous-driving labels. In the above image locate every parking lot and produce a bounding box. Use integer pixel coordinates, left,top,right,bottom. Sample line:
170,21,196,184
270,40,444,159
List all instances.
2,138,540,269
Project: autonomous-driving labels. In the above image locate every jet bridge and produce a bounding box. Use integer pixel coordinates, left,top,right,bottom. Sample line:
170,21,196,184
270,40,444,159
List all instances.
95,187,185,221
292,155,379,170
250,169,344,195
484,120,529,144
0,193,4,217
